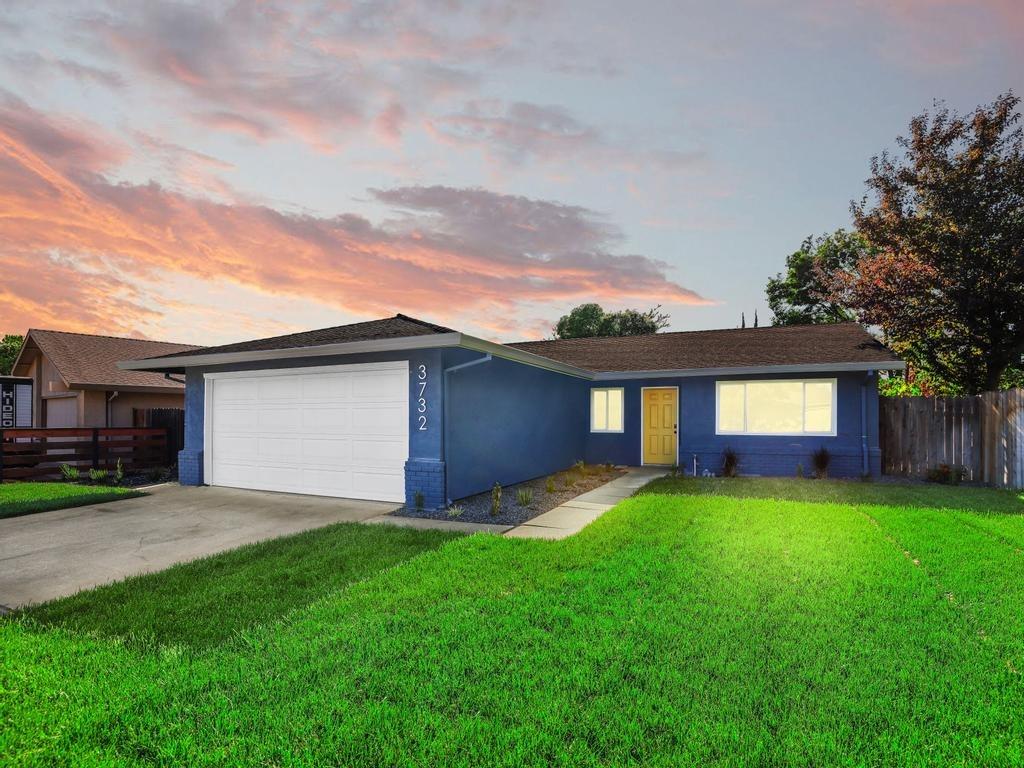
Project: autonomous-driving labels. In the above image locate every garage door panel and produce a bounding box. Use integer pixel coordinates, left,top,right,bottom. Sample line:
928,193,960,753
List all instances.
302,374,351,400
351,370,406,400
208,362,408,502
352,469,404,500
351,438,406,465
301,467,354,494
214,407,259,432
216,379,258,402
259,437,302,460
351,405,405,434
214,434,257,459
302,407,349,431
257,408,303,432
301,438,353,462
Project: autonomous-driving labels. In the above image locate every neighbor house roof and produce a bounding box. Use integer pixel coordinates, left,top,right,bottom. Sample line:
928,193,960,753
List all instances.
121,314,903,379
154,314,455,361
13,330,202,391
507,322,902,374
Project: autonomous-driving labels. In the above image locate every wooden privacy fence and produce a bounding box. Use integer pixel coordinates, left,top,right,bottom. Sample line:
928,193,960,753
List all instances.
133,407,184,461
0,428,168,482
880,389,1024,488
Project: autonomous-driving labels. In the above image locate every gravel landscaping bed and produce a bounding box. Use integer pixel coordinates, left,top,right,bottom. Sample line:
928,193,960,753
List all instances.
394,463,625,527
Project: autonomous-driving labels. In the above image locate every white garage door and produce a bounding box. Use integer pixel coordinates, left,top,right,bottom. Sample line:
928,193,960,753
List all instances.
205,362,409,502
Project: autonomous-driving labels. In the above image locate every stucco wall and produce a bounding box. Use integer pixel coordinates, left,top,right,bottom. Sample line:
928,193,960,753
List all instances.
108,392,185,427
585,371,882,478
443,349,589,501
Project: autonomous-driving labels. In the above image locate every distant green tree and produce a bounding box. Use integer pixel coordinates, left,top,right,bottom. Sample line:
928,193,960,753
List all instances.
554,304,670,339
0,334,23,375
766,230,870,326
554,303,606,339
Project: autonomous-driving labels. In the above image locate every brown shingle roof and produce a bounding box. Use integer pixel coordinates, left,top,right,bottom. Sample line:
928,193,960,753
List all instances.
153,314,454,360
506,323,901,372
20,330,202,390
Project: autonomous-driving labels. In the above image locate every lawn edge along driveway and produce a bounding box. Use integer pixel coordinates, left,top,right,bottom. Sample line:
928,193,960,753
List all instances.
0,482,143,520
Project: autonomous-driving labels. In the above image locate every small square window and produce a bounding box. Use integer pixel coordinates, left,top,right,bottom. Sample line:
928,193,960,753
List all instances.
591,388,624,432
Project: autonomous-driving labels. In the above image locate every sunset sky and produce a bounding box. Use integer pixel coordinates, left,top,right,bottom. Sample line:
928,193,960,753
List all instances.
1,1,1020,345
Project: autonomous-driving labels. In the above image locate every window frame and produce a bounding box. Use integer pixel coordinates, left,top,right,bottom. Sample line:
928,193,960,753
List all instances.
715,378,838,437
590,387,625,433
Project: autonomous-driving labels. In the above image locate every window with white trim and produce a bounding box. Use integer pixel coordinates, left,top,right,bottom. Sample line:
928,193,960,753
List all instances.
591,387,624,432
716,379,836,436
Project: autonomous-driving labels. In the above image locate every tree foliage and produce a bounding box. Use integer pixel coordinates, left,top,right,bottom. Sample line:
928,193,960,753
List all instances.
766,230,869,326
554,304,670,339
825,93,1024,395
0,334,23,376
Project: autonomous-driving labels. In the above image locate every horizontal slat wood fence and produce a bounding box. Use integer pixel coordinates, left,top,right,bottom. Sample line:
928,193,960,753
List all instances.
880,389,1024,488
0,428,167,481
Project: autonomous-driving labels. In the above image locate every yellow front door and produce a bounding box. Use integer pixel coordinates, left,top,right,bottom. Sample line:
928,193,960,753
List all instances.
643,388,678,465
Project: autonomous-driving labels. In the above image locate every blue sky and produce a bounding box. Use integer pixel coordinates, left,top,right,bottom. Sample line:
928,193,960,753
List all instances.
0,0,1019,343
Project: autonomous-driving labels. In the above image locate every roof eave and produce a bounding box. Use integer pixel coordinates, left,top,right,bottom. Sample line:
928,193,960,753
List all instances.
457,334,594,379
118,332,467,372
71,382,186,394
593,360,906,380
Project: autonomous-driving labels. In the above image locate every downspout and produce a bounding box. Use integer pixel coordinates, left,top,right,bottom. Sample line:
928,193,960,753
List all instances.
442,353,492,504
861,370,873,477
106,391,119,428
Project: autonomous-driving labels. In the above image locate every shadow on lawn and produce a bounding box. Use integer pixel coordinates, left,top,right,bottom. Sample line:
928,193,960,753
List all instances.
636,475,1024,516
11,522,464,652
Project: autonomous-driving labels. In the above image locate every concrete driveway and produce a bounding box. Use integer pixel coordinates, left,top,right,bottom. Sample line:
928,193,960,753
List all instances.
0,484,398,608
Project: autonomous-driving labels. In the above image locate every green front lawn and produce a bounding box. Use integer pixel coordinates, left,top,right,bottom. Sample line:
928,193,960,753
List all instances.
3,480,1024,765
639,473,1024,514
0,482,141,519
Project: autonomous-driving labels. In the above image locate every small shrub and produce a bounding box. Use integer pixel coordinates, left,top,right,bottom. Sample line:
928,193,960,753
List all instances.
88,468,109,484
491,482,502,516
114,459,125,486
811,447,831,479
721,447,738,478
795,463,805,479
147,466,167,483
573,459,585,472
516,487,534,507
446,504,464,518
926,464,964,485
545,476,556,494
413,490,425,510
59,463,80,482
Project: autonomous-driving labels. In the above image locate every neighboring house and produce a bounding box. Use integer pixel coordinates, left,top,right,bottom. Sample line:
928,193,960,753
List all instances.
122,314,904,508
11,330,202,428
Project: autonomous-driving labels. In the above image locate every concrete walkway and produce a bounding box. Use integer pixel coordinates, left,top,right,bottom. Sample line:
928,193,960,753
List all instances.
505,466,666,540
0,484,397,608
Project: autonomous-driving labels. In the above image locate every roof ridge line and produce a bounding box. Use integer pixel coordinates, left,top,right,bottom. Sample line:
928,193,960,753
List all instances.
509,321,864,345
28,328,202,347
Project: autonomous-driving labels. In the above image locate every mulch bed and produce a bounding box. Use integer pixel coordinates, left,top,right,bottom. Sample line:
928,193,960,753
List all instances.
394,464,625,527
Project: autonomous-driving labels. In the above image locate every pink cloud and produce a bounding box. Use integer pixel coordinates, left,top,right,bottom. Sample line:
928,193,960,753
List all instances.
0,100,711,339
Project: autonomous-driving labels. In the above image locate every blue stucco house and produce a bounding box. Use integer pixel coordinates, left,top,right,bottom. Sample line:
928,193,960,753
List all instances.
122,315,904,509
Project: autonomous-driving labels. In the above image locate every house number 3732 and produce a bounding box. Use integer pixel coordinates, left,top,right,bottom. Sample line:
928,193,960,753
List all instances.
416,364,428,431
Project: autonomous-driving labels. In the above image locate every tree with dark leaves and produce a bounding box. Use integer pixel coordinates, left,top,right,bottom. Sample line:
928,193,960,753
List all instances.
825,93,1024,394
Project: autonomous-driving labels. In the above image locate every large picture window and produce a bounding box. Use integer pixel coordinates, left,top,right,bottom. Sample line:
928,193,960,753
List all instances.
591,388,624,432
716,379,836,436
